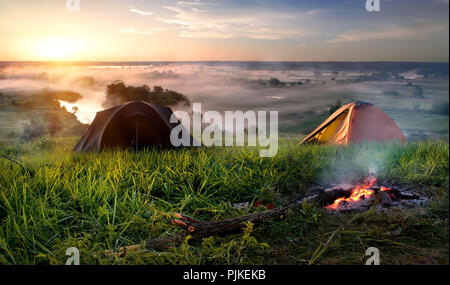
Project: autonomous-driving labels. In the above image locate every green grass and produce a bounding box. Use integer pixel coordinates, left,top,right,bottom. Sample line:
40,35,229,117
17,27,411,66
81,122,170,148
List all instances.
0,137,448,265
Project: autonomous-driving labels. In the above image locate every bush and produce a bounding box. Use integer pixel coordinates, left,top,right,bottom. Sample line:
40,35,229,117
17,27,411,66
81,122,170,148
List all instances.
383,89,400,96
46,112,63,136
430,99,449,115
412,86,424,98
328,99,342,114
20,119,46,141
268,78,281,86
103,81,190,108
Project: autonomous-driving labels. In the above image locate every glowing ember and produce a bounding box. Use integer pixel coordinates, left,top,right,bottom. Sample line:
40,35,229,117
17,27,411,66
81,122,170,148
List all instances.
325,175,391,211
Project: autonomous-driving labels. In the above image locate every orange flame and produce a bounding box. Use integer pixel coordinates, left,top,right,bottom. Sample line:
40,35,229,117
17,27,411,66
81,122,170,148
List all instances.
325,175,391,211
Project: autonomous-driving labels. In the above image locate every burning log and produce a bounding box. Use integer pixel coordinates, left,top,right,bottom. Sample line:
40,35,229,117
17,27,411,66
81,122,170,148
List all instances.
323,178,425,212
386,189,420,200
323,174,405,211
378,191,392,206
310,188,349,207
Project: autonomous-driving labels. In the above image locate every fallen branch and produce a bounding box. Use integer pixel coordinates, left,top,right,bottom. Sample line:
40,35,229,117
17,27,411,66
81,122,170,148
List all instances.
108,188,344,256
144,202,303,251
0,154,27,172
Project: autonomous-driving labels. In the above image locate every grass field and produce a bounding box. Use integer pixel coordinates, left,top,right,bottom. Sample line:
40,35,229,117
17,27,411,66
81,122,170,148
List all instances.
0,137,448,265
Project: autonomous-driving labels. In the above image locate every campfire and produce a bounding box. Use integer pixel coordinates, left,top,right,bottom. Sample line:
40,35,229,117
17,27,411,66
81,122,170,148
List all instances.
113,172,429,252
318,174,426,212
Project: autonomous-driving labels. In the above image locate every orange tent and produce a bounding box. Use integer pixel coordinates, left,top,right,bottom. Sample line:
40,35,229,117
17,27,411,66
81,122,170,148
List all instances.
299,102,406,145
74,101,195,152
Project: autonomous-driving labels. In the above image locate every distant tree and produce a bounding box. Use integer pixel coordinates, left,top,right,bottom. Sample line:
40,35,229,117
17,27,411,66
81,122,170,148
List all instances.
103,81,190,108
153,86,164,93
20,119,46,141
71,106,79,115
412,86,424,98
383,89,400,96
268,78,281,86
328,99,342,114
430,99,449,115
6,131,17,139
46,113,62,136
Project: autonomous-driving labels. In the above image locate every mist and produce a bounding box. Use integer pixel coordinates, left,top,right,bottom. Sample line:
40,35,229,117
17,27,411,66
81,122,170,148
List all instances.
0,62,448,138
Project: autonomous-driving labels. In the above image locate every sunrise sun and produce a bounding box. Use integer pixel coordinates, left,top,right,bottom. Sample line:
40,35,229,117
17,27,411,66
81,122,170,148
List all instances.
37,38,76,60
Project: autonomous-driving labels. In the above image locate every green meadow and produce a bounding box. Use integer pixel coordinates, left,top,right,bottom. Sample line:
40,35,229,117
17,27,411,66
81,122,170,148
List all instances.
0,137,448,265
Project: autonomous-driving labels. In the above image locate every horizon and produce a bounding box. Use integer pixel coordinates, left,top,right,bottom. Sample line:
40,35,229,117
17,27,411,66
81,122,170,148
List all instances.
1,60,449,63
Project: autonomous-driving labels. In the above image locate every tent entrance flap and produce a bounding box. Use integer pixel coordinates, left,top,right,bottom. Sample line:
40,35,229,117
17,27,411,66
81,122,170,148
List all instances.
135,121,139,151
101,114,170,150
313,111,347,143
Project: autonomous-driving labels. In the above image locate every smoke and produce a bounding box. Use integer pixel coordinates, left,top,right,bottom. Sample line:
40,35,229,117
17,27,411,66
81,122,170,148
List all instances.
316,143,395,187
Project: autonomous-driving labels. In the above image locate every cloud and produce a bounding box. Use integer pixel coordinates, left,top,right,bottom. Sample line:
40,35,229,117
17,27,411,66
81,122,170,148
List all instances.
159,5,305,40
128,6,153,16
327,23,444,43
306,9,319,16
120,28,164,35
176,1,207,6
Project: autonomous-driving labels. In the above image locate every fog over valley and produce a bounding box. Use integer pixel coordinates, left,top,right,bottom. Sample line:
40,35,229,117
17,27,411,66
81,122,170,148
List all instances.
0,61,448,141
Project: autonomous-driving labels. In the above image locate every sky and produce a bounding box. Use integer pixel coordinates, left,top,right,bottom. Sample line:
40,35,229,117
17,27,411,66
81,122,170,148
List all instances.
0,0,448,61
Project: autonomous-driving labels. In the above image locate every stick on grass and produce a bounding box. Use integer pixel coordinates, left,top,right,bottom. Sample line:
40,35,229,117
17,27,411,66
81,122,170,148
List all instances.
0,154,27,172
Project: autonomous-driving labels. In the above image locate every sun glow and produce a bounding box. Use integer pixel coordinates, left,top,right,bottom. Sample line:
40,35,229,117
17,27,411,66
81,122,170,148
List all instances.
37,38,77,60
